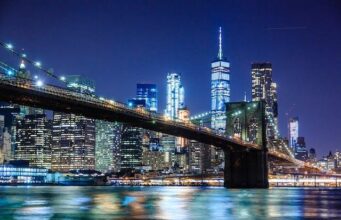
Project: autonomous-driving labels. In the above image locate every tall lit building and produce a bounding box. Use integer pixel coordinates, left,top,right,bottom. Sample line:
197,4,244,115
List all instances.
165,73,184,119
120,126,143,170
289,117,299,149
51,75,96,172
251,62,279,139
136,84,158,112
0,128,11,163
0,102,21,161
189,140,212,174
95,120,122,173
211,27,230,134
15,114,52,168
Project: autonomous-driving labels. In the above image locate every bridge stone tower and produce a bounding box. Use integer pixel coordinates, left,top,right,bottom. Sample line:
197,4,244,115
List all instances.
224,101,269,188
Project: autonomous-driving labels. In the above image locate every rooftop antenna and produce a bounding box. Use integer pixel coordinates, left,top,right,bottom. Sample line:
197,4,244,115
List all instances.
218,27,223,60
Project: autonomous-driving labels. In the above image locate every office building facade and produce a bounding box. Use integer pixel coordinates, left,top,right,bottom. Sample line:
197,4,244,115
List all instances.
15,114,52,168
165,73,185,119
211,27,230,134
52,75,96,172
251,62,279,140
95,120,122,173
136,84,158,112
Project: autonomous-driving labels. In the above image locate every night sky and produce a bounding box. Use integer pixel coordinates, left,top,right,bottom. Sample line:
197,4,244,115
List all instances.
0,0,340,157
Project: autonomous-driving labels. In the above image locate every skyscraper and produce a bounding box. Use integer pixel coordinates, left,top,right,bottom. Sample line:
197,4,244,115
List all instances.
251,62,279,139
120,126,143,170
165,73,185,119
95,120,122,173
51,75,96,172
289,117,299,149
211,27,230,134
15,114,52,168
136,84,158,112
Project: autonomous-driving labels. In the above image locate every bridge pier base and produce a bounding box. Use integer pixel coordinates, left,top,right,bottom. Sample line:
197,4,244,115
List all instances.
223,148,269,188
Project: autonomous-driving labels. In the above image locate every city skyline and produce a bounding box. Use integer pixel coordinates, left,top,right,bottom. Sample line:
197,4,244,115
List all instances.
0,0,340,156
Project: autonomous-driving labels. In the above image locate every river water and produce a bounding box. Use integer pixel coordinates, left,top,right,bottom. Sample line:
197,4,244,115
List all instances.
0,186,341,219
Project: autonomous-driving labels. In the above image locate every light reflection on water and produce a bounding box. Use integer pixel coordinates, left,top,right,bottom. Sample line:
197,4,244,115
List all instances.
0,186,341,219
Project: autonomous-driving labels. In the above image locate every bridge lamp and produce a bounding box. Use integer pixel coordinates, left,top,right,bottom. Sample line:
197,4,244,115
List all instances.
34,75,39,80
6,43,13,49
22,53,27,58
7,70,13,76
34,61,41,67
60,76,66,81
36,80,44,87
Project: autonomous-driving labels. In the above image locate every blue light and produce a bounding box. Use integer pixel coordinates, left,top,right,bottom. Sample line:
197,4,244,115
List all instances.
7,70,13,76
35,61,41,67
36,80,44,87
6,43,13,49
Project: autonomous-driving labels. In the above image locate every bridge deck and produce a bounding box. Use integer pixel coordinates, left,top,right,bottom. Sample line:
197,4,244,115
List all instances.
0,73,259,150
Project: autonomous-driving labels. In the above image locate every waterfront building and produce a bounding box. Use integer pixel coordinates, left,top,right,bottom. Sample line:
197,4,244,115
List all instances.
289,117,299,149
15,114,52,168
165,73,185,119
211,27,230,134
0,164,48,184
251,62,279,139
136,84,158,112
95,120,122,173
51,75,96,172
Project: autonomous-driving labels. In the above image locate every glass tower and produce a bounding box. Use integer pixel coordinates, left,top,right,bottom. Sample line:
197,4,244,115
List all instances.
289,117,299,149
211,27,230,134
251,62,279,139
136,84,158,112
165,73,185,119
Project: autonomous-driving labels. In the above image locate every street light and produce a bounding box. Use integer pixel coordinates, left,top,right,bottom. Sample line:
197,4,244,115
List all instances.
36,80,44,87
34,61,41,67
7,70,13,76
6,43,13,49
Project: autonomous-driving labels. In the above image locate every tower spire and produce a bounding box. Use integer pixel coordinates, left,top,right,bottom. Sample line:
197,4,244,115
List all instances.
218,27,223,60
